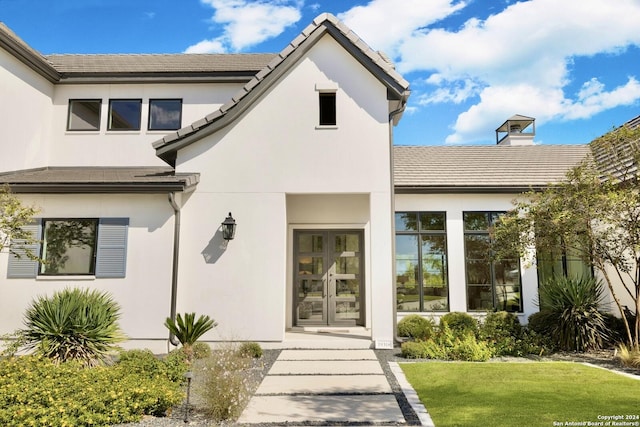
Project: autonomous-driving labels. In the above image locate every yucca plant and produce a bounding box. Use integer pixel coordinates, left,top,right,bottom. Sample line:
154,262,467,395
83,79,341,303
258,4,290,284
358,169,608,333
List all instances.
538,275,610,351
21,288,125,366
164,312,217,361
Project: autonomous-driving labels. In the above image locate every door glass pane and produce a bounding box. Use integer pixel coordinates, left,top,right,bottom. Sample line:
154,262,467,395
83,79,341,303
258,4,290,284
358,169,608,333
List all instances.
335,234,359,252
335,301,359,320
299,234,323,252
298,279,323,298
335,256,359,274
336,279,359,297
298,301,323,321
298,256,323,275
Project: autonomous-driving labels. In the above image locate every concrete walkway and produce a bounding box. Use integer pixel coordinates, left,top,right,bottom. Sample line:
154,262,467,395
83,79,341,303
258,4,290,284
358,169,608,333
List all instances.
238,349,408,425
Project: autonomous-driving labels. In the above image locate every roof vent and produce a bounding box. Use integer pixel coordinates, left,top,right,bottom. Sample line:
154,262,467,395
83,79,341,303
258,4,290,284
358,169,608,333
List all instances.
496,115,535,145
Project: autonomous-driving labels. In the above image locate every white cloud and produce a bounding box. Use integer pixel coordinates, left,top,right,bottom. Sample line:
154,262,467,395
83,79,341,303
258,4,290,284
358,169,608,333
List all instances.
185,0,302,53
340,0,640,143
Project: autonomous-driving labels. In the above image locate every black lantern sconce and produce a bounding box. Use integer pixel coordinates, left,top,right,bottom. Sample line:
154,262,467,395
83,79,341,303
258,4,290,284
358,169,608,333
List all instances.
221,212,237,241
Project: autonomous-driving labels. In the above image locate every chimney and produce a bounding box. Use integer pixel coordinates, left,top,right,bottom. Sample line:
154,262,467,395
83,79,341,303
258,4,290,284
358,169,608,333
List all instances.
496,115,535,145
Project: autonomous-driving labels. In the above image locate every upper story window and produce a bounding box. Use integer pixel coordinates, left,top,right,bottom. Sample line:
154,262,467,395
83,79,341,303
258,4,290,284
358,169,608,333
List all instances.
319,92,336,126
108,99,142,131
148,99,182,130
67,99,101,131
395,212,449,312
463,211,522,312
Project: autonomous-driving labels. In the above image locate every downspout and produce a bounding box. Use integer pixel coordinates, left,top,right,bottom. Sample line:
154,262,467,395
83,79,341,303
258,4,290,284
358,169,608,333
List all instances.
389,100,407,345
168,192,181,347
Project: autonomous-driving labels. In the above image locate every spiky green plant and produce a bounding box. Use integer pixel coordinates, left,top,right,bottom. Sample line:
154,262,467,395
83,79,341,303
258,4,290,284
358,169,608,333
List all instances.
21,288,125,366
164,312,217,361
538,276,610,351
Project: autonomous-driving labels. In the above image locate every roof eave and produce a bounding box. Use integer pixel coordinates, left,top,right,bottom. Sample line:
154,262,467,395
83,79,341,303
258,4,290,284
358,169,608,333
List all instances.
0,24,60,82
394,185,550,194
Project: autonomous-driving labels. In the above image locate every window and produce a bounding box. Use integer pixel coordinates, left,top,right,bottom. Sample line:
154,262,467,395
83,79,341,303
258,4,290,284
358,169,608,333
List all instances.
40,219,98,275
395,212,449,312
319,92,336,126
67,100,101,131
464,212,522,312
108,99,142,131
148,99,182,130
7,218,129,278
537,244,592,285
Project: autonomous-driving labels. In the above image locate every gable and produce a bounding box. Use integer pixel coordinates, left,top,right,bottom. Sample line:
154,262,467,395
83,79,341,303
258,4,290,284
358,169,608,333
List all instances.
152,13,410,167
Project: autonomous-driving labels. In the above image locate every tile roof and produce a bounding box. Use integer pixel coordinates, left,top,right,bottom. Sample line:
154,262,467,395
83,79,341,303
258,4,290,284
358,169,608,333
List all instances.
393,145,591,192
0,167,199,193
152,13,411,166
46,53,277,74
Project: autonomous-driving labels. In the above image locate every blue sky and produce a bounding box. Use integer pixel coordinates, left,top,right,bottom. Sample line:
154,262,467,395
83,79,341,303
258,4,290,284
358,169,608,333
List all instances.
2,0,639,146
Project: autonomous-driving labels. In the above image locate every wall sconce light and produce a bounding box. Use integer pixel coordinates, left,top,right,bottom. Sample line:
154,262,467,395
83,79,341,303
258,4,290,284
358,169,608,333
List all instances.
221,212,237,241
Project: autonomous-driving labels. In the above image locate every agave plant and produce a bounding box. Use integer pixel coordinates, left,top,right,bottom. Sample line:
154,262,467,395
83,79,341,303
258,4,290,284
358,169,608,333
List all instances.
538,275,610,351
21,288,125,366
164,312,217,361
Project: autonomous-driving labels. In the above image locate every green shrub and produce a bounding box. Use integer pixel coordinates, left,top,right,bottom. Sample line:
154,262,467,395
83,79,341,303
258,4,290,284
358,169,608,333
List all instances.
480,311,525,357
538,276,610,351
400,323,491,361
238,342,263,359
199,346,255,422
0,355,183,426
440,312,479,337
527,310,555,336
21,288,125,366
163,348,190,383
164,313,217,362
397,315,435,340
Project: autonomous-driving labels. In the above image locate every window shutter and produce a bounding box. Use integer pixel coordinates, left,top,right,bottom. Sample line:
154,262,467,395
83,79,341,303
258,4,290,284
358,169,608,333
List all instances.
95,218,129,278
7,221,41,278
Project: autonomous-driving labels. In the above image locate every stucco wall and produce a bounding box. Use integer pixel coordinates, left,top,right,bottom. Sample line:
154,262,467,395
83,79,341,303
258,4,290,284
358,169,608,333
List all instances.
48,83,244,167
0,194,176,353
0,49,53,172
172,35,395,345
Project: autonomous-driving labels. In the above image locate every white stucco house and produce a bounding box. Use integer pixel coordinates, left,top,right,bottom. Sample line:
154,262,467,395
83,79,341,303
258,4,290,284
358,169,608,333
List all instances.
0,14,621,351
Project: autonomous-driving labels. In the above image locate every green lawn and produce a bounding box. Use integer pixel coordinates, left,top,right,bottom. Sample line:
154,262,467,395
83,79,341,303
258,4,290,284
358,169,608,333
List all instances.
401,362,640,427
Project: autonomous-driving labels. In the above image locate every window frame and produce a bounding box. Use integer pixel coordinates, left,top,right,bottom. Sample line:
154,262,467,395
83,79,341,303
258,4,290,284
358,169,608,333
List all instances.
318,92,337,126
148,98,183,131
108,99,142,131
395,211,449,312
67,99,102,131
463,211,523,312
39,218,99,276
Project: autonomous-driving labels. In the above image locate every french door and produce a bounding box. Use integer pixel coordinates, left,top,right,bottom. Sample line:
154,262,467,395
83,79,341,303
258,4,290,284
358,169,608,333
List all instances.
294,230,364,326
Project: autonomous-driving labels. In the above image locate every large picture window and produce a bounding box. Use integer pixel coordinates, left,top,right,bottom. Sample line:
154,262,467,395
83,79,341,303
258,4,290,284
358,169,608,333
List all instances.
395,212,449,312
464,211,522,312
40,219,98,275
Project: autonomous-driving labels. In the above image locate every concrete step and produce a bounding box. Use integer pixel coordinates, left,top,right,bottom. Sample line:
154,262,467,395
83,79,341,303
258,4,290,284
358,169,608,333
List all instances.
255,374,392,395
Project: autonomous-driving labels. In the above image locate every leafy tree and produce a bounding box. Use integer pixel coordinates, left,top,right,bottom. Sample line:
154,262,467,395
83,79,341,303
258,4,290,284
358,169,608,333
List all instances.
492,124,640,349
0,184,39,259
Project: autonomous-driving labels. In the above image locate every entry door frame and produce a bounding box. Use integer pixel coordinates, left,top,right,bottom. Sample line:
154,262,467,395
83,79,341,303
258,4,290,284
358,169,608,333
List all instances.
291,227,366,327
